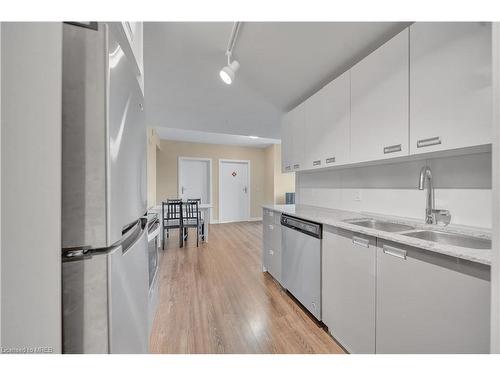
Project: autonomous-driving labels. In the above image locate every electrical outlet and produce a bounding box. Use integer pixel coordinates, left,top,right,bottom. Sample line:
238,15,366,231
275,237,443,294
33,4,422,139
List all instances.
354,190,362,202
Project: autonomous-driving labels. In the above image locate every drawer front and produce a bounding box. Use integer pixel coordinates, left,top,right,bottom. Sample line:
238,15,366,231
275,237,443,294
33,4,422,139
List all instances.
266,247,282,284
262,208,275,226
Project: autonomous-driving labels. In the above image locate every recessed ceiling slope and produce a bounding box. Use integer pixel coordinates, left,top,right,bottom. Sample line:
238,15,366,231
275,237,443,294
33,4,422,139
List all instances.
144,22,411,139
156,127,280,148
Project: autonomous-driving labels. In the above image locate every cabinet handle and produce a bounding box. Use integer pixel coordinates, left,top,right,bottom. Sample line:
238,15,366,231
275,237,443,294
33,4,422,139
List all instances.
417,136,441,148
293,164,300,169
313,160,321,167
383,144,402,154
352,236,370,248
285,165,291,171
325,157,336,164
382,245,407,260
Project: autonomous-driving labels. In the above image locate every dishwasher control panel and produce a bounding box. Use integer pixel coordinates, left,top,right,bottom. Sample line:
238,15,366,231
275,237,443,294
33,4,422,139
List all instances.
281,215,322,239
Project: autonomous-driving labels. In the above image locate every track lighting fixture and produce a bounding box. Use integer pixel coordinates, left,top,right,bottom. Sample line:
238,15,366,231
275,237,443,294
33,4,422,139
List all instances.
219,22,241,85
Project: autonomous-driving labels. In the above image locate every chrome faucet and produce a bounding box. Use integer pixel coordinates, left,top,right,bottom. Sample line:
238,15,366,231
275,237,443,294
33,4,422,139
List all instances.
418,165,451,225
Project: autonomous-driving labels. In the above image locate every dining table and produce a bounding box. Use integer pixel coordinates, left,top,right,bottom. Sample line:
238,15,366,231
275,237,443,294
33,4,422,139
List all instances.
150,202,213,244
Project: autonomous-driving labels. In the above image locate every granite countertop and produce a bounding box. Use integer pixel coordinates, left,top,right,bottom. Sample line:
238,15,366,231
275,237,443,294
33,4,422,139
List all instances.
262,204,492,266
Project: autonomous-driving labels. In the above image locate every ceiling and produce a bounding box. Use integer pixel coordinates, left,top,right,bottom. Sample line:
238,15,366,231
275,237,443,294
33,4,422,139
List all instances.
144,22,411,140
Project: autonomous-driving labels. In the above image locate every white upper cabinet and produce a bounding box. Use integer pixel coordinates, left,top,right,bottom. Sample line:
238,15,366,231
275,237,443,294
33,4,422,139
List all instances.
303,70,351,170
409,22,492,154
303,90,324,170
290,102,306,171
281,112,293,173
281,104,305,173
350,28,409,163
320,71,351,166
280,23,491,173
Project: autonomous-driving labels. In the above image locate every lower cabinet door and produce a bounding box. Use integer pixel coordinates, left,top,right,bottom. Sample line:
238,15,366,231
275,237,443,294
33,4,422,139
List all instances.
376,240,490,353
267,248,282,284
322,227,376,353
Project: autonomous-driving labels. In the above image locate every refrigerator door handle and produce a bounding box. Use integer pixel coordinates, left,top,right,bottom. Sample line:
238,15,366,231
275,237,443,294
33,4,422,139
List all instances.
62,218,146,261
121,218,147,255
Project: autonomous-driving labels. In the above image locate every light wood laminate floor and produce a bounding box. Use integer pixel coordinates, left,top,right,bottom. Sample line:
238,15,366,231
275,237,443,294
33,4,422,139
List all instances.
149,221,345,354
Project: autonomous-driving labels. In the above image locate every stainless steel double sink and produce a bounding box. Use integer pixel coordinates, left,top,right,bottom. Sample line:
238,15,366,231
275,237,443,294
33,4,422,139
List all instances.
351,219,414,232
350,219,491,250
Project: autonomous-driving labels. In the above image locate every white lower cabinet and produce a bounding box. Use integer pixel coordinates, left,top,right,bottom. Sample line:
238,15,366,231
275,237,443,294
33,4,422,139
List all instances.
322,227,376,354
376,239,490,353
262,209,282,284
322,227,491,354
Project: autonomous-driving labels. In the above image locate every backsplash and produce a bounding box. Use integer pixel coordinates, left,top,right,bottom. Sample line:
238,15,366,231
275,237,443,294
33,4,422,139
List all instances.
296,152,492,229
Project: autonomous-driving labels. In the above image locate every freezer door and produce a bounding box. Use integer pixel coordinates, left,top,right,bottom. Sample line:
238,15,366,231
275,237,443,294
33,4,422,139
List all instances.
62,23,108,249
109,221,149,353
107,29,147,244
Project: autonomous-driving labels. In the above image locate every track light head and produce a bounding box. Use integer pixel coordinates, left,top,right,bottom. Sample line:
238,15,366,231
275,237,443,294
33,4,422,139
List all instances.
219,60,240,85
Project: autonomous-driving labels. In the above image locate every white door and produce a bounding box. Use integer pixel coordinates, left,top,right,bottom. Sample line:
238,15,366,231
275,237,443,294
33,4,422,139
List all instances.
178,158,211,203
219,160,250,222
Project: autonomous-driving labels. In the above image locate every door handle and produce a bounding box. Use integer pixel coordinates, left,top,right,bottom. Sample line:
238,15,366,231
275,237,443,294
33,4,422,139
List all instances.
352,236,370,248
243,186,248,193
181,186,185,194
382,245,407,260
417,136,441,148
383,144,402,154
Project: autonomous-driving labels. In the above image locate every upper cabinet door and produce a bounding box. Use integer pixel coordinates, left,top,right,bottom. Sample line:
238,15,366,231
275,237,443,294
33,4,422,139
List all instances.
303,70,350,171
410,23,492,154
290,103,306,171
321,71,350,166
303,90,325,170
350,29,409,163
281,112,293,173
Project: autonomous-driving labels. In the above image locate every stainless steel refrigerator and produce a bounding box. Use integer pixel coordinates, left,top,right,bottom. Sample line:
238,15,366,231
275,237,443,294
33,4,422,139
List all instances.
61,22,148,354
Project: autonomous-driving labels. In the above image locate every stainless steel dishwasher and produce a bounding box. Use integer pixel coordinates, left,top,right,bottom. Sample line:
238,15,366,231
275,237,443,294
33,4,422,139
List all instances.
281,214,322,320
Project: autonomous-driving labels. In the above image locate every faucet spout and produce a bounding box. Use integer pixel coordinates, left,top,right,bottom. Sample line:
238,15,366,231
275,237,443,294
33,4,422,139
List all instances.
418,166,435,224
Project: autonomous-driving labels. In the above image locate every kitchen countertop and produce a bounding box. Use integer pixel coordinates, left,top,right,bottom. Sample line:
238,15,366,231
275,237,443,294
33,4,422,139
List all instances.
262,204,492,266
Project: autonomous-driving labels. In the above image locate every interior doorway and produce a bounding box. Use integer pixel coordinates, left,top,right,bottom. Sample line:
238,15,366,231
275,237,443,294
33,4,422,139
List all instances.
218,159,250,223
178,157,212,204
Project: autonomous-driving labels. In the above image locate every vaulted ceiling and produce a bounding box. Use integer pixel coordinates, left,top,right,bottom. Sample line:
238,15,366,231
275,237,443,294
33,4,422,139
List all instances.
144,22,411,140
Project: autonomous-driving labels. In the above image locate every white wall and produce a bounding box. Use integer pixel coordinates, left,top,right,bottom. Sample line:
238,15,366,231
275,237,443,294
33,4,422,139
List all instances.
296,152,492,229
1,23,62,353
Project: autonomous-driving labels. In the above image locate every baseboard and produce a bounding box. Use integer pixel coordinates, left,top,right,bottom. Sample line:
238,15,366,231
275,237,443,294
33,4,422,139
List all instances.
247,217,262,222
212,217,262,224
